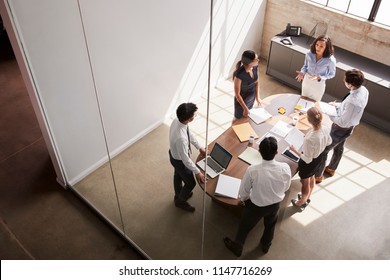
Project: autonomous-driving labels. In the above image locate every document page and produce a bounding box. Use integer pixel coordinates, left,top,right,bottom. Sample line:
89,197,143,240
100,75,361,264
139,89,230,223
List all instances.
319,102,338,116
270,120,293,138
256,131,281,145
284,127,305,150
295,98,314,113
249,107,272,124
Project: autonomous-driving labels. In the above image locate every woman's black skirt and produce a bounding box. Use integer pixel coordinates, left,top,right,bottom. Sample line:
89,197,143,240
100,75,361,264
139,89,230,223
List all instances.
298,152,325,179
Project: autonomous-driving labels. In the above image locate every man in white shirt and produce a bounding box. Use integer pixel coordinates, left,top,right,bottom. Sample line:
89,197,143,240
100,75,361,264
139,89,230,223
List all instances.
169,103,206,212
315,69,369,183
224,137,291,256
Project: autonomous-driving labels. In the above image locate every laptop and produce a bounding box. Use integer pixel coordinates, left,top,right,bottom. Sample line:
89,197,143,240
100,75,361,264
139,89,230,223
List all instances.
196,143,233,179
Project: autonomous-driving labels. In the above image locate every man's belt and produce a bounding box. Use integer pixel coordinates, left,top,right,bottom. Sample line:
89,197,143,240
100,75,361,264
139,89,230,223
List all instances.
333,123,353,130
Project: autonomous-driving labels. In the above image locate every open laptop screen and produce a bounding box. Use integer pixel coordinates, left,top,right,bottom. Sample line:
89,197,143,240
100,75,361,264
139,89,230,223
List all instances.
210,143,233,169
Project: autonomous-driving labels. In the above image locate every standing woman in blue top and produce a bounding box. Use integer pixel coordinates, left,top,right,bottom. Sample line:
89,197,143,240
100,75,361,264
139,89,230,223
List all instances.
233,50,262,119
296,35,336,101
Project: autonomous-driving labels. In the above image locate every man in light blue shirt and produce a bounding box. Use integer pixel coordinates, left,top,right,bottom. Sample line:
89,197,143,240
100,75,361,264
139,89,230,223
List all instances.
315,69,369,183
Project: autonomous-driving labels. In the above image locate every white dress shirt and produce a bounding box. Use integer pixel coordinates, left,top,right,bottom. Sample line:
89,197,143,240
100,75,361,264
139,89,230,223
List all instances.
331,86,369,128
239,160,291,207
300,126,332,164
169,118,201,173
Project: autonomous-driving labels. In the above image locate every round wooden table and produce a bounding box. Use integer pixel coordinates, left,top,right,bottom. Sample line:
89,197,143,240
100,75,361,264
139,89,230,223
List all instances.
197,93,321,206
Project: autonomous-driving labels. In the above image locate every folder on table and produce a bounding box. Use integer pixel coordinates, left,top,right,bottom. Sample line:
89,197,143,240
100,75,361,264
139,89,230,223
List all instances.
214,174,241,199
232,123,259,142
238,147,262,165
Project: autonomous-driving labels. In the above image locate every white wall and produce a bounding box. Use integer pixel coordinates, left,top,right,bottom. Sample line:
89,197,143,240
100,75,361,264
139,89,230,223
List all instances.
6,0,109,185
209,0,266,81
77,0,211,158
4,0,266,185
167,0,267,117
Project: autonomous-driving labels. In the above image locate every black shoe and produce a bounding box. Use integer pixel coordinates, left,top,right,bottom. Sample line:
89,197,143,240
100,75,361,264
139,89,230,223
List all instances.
175,200,195,212
297,193,311,203
174,192,193,202
291,199,308,211
185,192,193,200
260,242,271,254
223,237,242,257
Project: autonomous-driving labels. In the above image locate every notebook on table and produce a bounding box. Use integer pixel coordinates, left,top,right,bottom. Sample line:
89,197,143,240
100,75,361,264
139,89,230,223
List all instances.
238,146,262,165
196,143,233,179
214,174,241,199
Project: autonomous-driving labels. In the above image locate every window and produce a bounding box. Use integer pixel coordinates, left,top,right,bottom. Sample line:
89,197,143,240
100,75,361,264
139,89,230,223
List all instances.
309,0,390,27
375,1,390,26
348,0,375,19
327,0,349,12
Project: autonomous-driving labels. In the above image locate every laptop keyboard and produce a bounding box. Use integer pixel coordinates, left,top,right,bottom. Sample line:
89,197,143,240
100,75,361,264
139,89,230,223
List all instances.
208,158,223,173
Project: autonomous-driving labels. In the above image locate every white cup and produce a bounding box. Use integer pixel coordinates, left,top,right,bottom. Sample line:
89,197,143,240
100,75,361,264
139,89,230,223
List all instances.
249,134,255,144
292,116,299,126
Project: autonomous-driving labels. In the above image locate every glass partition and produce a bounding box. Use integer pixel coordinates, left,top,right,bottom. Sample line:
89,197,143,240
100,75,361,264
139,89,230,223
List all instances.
73,0,212,259
5,0,266,259
5,0,302,260
71,0,265,259
4,0,126,235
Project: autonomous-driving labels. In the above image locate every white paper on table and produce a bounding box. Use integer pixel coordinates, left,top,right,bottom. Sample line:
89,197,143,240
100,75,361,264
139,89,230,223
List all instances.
256,132,281,145
270,120,293,138
249,107,272,124
214,174,241,199
295,98,314,112
284,127,305,150
319,101,338,117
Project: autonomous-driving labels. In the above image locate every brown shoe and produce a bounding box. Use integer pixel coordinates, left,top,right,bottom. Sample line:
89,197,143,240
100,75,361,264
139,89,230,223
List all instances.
324,167,336,177
315,176,323,184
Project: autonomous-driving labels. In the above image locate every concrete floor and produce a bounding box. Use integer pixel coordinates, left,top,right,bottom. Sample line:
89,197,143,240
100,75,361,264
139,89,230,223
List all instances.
2,30,390,260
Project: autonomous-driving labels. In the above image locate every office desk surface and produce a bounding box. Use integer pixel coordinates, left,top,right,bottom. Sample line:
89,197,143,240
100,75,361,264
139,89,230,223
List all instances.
197,93,316,206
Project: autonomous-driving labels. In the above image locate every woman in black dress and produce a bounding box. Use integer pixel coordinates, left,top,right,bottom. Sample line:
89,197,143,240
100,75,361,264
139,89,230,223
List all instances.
233,50,262,119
